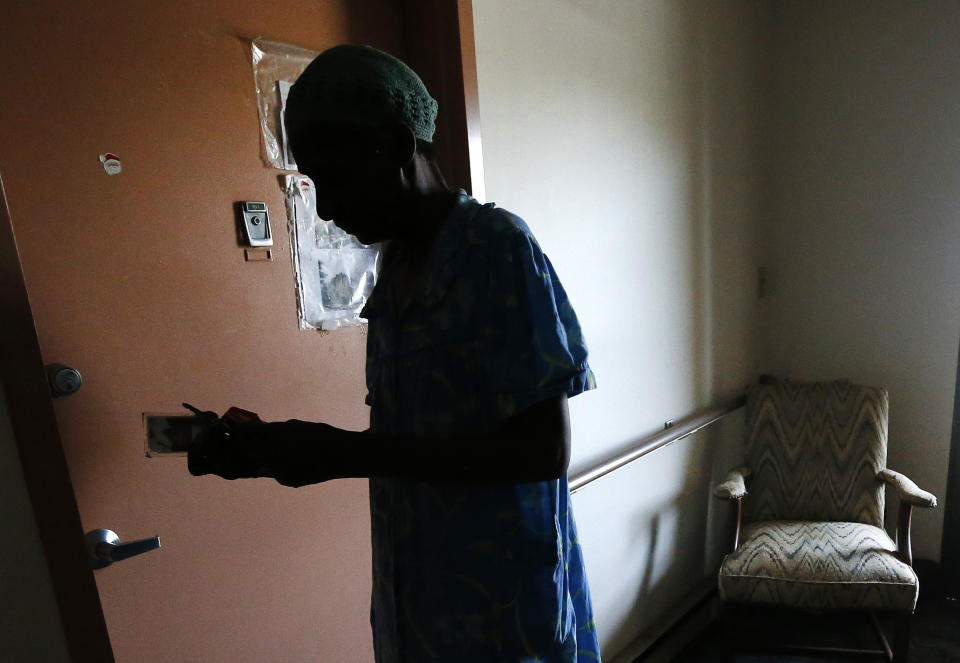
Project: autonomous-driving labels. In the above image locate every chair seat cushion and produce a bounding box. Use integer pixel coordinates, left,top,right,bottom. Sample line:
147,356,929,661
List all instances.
719,521,918,612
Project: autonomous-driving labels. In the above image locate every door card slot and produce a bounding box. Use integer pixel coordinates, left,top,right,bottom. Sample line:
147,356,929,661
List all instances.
143,413,207,457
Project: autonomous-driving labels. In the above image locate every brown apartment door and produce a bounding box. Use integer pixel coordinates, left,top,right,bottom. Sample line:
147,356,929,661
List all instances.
0,1,477,661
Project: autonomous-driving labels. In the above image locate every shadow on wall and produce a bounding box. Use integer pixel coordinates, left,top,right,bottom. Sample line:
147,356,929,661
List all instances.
574,409,746,659
572,3,761,656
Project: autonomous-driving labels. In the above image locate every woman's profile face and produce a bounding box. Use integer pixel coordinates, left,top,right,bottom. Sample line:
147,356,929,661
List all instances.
286,119,406,245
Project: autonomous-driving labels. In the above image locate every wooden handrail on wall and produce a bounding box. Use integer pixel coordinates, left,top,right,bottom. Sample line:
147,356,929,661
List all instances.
569,394,747,494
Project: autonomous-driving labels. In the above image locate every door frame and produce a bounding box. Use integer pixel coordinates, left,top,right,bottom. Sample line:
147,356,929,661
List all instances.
0,173,115,661
401,0,485,202
3,2,483,659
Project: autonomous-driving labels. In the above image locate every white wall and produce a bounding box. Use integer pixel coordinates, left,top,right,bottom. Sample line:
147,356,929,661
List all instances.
761,1,960,561
473,1,765,658
0,380,71,662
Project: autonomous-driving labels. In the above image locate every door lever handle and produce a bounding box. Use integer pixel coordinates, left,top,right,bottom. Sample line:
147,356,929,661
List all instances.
85,529,161,569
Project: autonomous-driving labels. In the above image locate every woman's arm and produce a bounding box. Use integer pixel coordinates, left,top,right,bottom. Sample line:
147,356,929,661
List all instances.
191,394,571,486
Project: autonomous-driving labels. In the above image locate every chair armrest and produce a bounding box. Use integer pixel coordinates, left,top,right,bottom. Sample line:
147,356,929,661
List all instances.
713,466,751,500
878,469,937,508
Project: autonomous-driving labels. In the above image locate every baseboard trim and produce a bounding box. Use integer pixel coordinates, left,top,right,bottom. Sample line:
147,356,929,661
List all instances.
607,578,718,663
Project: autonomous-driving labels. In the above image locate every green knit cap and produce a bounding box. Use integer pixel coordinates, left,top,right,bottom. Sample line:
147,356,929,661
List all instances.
287,44,438,142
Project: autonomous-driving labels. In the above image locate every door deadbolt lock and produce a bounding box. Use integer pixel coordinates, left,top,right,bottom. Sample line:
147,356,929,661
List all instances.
46,364,83,397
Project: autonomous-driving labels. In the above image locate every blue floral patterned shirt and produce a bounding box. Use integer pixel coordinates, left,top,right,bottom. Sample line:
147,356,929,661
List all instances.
361,190,600,663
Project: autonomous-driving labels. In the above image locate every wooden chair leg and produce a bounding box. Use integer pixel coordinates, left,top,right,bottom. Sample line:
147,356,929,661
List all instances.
892,613,911,663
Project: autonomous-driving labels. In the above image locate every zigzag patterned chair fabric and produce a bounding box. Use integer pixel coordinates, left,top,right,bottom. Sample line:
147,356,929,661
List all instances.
717,379,921,612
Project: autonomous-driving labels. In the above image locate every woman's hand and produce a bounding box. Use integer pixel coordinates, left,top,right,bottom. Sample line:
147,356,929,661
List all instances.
184,404,268,480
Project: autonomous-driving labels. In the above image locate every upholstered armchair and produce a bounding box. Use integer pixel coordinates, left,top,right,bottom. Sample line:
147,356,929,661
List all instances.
713,378,937,662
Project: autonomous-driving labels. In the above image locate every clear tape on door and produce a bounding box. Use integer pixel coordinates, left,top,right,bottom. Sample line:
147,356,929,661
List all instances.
284,175,380,330
251,38,318,171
